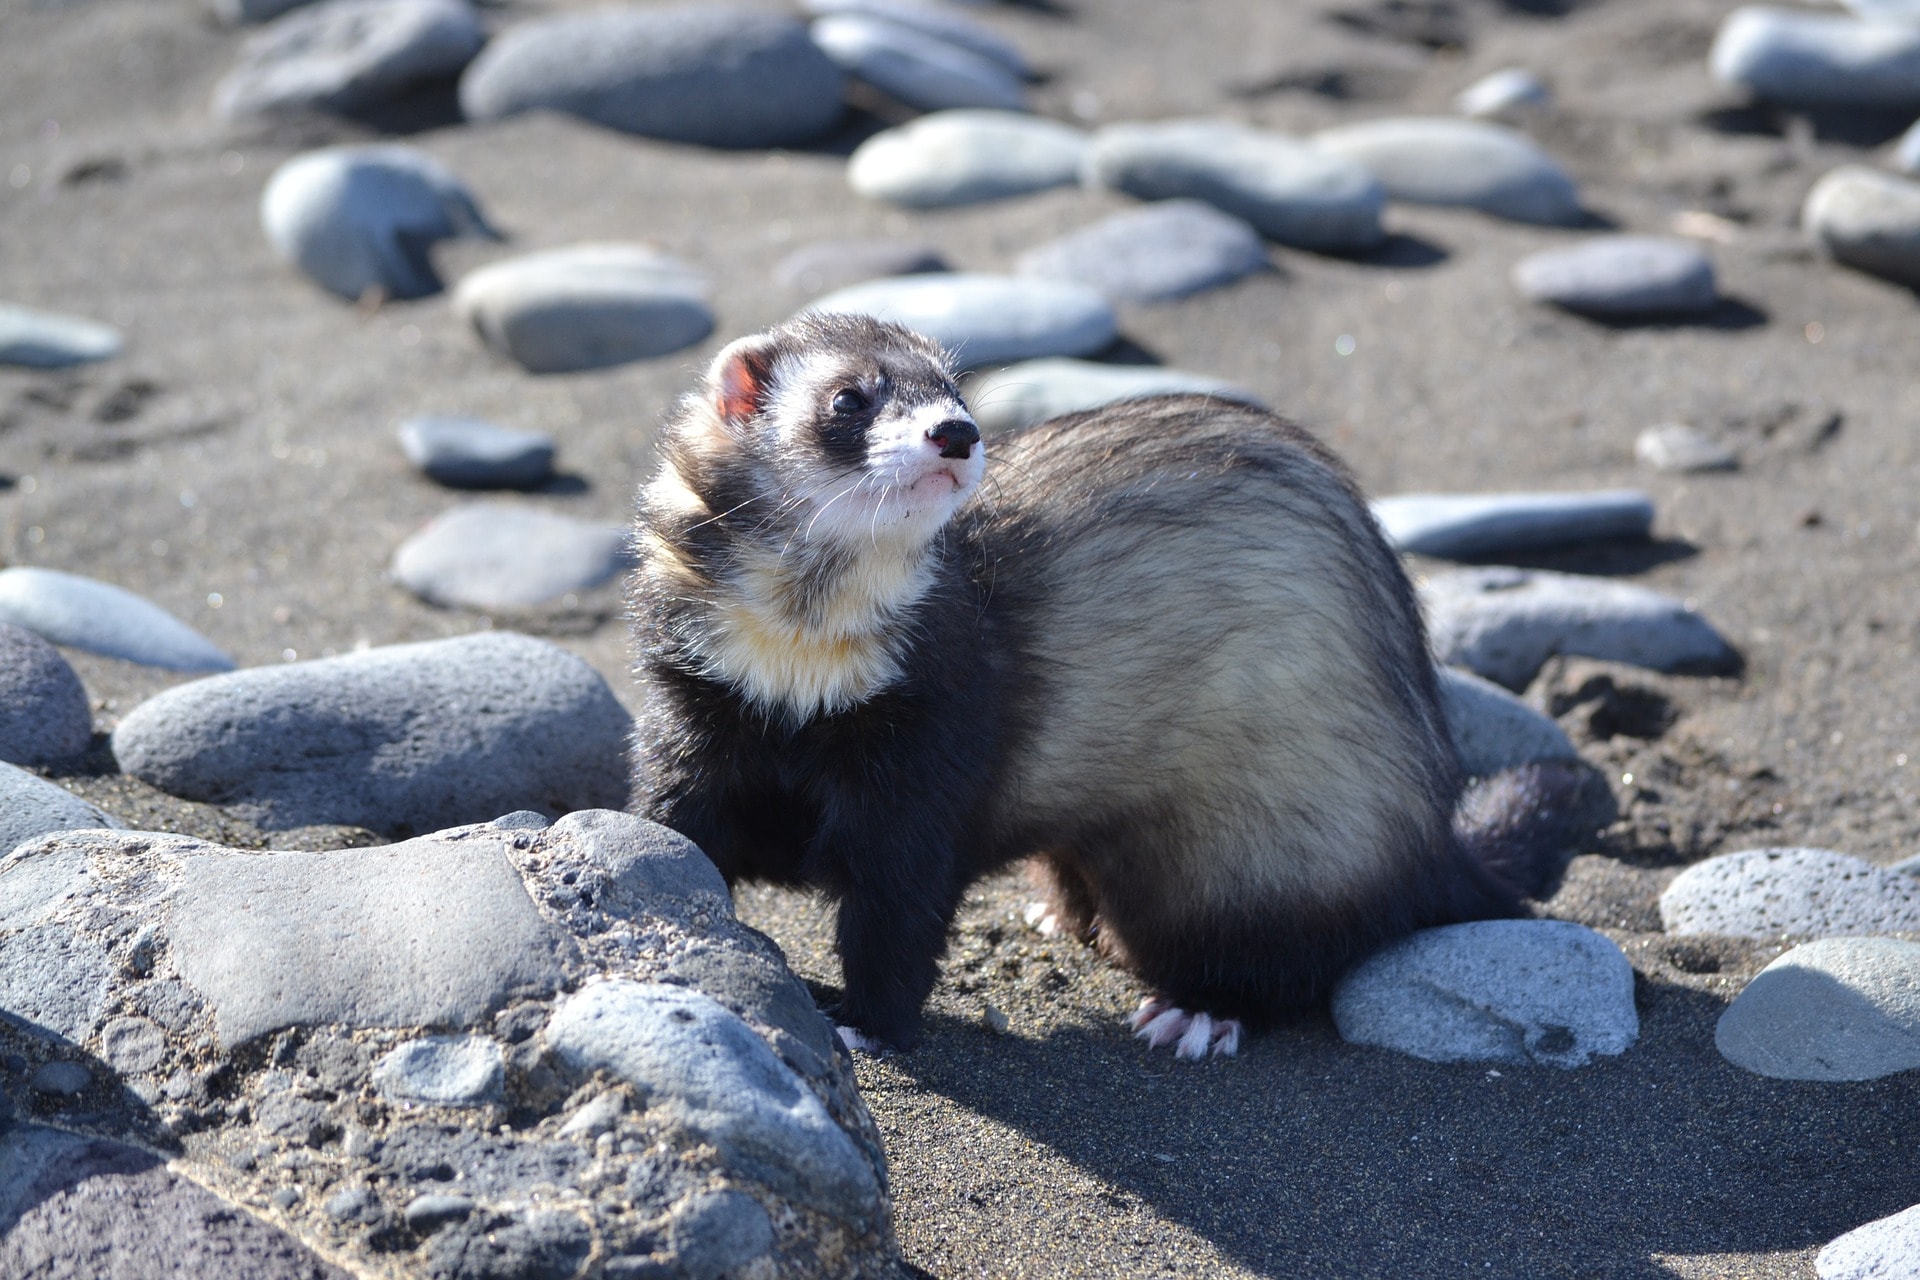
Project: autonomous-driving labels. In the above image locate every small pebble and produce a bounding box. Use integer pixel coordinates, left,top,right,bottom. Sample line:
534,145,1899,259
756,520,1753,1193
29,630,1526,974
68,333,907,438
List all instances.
1313,117,1583,226
269,1188,302,1210
391,504,629,610
1660,847,1920,939
372,1035,506,1107
773,239,950,294
1455,68,1550,119
1015,200,1267,303
807,274,1116,370
453,244,713,375
213,0,483,120
810,14,1025,113
0,622,93,766
1436,666,1577,778
1803,164,1920,288
398,417,556,490
404,1194,476,1233
1818,1202,1920,1280
802,0,1029,78
0,304,122,369
1716,937,1920,1081
557,1090,626,1139
1372,489,1654,559
848,110,1085,209
0,760,122,859
99,1016,168,1075
1635,423,1738,474
965,358,1262,433
1711,5,1920,112
29,1060,92,1095
1512,237,1718,320
0,567,233,672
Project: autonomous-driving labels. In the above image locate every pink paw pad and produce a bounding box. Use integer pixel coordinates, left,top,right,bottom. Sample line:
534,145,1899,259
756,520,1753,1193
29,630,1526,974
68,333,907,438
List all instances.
1127,997,1243,1059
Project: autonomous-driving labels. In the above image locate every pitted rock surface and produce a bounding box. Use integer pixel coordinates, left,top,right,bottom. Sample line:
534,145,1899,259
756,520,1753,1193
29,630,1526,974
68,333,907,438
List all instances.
1661,847,1920,939
0,622,92,765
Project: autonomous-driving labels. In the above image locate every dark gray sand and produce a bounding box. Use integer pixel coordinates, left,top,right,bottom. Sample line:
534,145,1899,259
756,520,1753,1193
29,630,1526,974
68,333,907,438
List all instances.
4,0,1920,1276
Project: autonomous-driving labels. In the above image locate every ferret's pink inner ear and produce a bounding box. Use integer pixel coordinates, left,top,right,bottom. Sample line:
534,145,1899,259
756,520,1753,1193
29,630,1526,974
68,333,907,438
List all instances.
715,348,770,425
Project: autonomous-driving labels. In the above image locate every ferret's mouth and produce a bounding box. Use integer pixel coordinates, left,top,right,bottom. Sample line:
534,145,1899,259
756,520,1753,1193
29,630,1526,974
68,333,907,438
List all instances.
908,468,967,496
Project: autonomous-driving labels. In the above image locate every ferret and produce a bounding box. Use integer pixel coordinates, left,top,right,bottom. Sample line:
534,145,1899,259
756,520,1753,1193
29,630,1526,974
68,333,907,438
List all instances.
627,312,1591,1059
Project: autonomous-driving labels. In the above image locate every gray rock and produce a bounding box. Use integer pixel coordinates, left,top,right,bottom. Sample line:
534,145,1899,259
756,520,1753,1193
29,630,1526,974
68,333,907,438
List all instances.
0,566,233,672
391,504,630,610
965,357,1263,433
1804,164,1920,289
0,304,122,368
1894,117,1920,173
1084,119,1386,252
810,14,1025,113
100,1015,168,1074
1635,423,1738,474
1512,237,1718,319
667,1189,777,1280
405,1193,477,1232
773,239,950,294
1437,665,1577,777
807,273,1115,370
169,834,574,1048
1455,67,1550,119
110,631,632,832
453,244,714,375
0,921,112,1041
29,1059,92,1095
557,1090,625,1139
0,760,121,859
545,980,880,1224
372,1035,506,1107
1313,117,1582,226
1331,919,1638,1068
426,1208,591,1280
1711,6,1920,112
399,417,557,490
1420,566,1740,691
1015,200,1268,303
213,0,484,121
0,622,92,765
1372,489,1654,559
1819,1202,1920,1280
542,809,730,906
803,0,1029,78
459,6,845,149
1716,937,1920,1080
261,145,497,302
1660,847,1920,939
847,110,1085,209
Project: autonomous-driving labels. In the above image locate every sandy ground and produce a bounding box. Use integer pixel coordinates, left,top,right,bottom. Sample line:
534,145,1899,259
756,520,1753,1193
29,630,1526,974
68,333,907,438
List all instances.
3,0,1919,1275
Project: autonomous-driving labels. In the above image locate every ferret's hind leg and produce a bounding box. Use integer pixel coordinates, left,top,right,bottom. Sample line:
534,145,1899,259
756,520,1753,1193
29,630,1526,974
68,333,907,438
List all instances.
1129,997,1244,1059
1022,854,1100,943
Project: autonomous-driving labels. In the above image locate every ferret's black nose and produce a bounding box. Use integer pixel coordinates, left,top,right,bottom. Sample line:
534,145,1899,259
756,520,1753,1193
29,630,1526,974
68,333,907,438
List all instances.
927,419,979,460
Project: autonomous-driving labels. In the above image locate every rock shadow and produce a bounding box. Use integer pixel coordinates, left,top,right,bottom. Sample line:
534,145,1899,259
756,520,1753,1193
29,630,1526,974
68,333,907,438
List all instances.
1698,102,1914,148
1440,536,1701,577
1571,296,1769,333
337,76,467,136
1340,231,1449,269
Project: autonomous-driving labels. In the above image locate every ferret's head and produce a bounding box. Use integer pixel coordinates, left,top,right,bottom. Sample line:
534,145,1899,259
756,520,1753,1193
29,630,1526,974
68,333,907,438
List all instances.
660,313,983,554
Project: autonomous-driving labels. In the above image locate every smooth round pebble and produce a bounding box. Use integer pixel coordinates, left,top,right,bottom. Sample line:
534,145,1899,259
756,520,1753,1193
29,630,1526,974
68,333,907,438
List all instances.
212,0,483,120
807,274,1116,370
0,622,92,766
1660,847,1920,939
99,1016,168,1075
405,1195,477,1233
1512,237,1718,319
1084,119,1385,252
773,239,950,294
1818,1203,1920,1280
965,358,1261,433
0,304,122,369
1635,423,1738,474
810,14,1025,113
392,504,629,610
372,1035,505,1107
0,760,122,859
0,567,233,673
459,5,845,149
1455,67,1550,118
803,0,1029,77
1803,164,1920,288
262,145,497,302
1015,200,1267,303
398,417,556,490
1710,5,1920,112
1372,490,1654,559
454,244,713,375
1715,937,1920,1081
1436,666,1577,778
848,110,1085,209
1313,117,1583,226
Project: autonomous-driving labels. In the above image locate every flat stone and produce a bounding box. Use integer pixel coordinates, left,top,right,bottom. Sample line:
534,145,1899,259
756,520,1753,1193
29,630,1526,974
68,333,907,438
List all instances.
1660,847,1920,939
1512,237,1718,319
1711,6,1920,112
0,304,122,369
262,144,497,302
803,0,1029,78
1715,937,1920,1081
1015,199,1268,303
847,110,1086,209
398,417,556,490
1420,566,1739,691
29,1059,92,1095
1455,67,1550,118
0,622,92,765
1437,665,1577,778
169,834,574,1048
453,244,713,375
110,631,632,833
1635,423,1738,474
1804,164,1920,288
773,239,950,294
391,503,629,610
545,980,880,1225
1372,489,1654,559
459,5,845,149
810,14,1025,113
809,273,1115,371
965,357,1262,433
1313,117,1582,226
1084,119,1385,252
372,1035,506,1107
213,0,484,120
0,760,122,859
1331,919,1638,1068
1819,1202,1920,1280
0,566,233,672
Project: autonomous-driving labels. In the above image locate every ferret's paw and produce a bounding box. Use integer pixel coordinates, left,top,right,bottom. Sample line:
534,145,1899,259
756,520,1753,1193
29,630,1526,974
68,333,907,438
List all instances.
836,1025,887,1056
1022,900,1061,937
1128,998,1243,1059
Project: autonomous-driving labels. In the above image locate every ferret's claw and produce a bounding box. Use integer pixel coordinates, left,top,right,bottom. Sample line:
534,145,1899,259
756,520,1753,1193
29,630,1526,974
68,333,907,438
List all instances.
836,1025,885,1055
1022,901,1061,937
1129,999,1243,1058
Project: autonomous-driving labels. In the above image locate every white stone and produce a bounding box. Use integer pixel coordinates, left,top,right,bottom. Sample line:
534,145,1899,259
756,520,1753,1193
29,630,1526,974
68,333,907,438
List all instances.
1819,1202,1920,1280
1436,666,1577,778
1711,6,1920,112
453,244,714,374
213,0,484,120
807,274,1116,370
803,0,1029,78
1014,200,1268,303
372,1035,506,1107
1804,164,1920,288
847,110,1085,208
0,305,121,369
1635,423,1738,474
1455,68,1551,119
966,358,1261,433
810,14,1025,113
0,567,232,673
391,504,629,610
1716,937,1920,1081
1313,117,1582,226
1661,847,1920,939
1373,490,1654,559
1511,237,1718,319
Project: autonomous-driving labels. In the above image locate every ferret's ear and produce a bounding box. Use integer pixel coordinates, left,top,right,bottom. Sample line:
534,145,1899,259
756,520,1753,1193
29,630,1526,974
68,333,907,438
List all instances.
709,336,777,427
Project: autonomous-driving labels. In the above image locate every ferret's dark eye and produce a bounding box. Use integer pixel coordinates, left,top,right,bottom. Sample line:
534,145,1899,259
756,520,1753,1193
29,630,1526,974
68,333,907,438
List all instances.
831,388,868,415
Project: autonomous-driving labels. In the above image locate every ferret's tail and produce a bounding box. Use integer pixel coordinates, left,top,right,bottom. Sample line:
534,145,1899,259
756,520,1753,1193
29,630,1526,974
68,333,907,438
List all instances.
1453,760,1615,902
